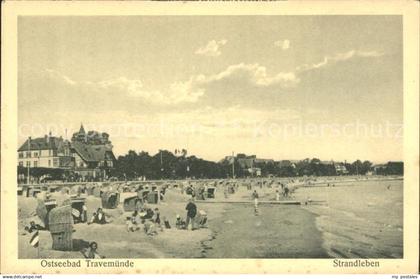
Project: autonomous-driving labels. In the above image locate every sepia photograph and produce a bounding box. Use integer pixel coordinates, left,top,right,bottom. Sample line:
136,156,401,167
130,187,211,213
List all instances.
15,14,405,260
1,1,419,275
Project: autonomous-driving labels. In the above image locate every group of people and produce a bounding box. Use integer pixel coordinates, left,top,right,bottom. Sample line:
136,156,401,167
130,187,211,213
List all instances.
125,198,208,235
126,206,163,236
251,183,292,216
274,186,290,200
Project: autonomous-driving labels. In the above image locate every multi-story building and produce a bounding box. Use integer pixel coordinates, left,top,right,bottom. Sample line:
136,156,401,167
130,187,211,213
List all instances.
17,133,73,169
18,125,116,182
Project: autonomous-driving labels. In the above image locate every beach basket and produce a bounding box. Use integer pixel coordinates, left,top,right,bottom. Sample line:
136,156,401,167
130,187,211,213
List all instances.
61,187,70,195
147,191,159,204
45,199,57,211
207,187,216,198
70,197,87,223
122,194,141,212
48,205,73,251
93,187,101,197
39,199,57,229
86,186,94,196
196,187,206,200
137,189,149,200
49,186,59,193
101,191,120,209
36,199,49,227
24,186,31,197
30,188,41,197
228,186,235,194
69,185,80,195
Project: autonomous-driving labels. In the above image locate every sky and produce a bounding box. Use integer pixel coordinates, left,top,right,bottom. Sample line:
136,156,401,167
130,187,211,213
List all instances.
18,16,403,163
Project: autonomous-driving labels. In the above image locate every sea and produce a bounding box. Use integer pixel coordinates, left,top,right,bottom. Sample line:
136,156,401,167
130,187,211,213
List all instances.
294,178,403,258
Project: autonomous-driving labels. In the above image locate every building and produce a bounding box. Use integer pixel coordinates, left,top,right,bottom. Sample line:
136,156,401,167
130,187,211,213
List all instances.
18,125,116,182
235,155,274,169
71,141,115,179
277,160,297,168
17,133,73,169
319,160,348,175
69,124,116,180
237,155,256,169
254,158,275,165
334,163,349,175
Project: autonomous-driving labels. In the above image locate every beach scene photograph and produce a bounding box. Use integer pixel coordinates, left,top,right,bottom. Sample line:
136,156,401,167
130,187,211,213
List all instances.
17,15,403,259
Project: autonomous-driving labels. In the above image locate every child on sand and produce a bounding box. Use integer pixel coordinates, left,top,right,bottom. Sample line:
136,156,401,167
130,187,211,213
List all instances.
198,210,208,228
175,214,186,229
275,189,280,201
25,221,45,233
126,216,134,232
143,219,158,236
126,211,141,232
81,242,105,259
163,216,171,229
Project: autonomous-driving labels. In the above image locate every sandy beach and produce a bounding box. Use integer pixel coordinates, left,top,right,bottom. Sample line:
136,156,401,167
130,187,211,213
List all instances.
18,176,402,259
202,204,327,258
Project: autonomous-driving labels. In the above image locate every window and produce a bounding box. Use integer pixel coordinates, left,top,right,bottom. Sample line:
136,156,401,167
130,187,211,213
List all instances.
34,152,38,157
18,152,24,159
53,158,59,167
26,152,31,158
34,161,38,167
19,161,23,167
79,161,84,167
49,150,52,156
48,160,51,167
26,161,31,167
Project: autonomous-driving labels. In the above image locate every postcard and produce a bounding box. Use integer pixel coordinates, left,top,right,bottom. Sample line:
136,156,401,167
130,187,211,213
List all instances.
1,1,419,274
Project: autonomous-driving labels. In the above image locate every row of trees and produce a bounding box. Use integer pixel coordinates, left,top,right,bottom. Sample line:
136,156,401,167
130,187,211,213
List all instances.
109,150,402,180
17,150,403,183
255,158,373,177
110,150,231,180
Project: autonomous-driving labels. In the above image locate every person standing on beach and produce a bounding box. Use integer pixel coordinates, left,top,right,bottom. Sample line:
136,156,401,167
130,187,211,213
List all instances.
252,190,259,216
275,189,280,201
185,198,197,230
283,186,290,198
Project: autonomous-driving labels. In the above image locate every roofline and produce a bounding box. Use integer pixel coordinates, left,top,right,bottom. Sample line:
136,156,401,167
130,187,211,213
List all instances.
71,144,115,163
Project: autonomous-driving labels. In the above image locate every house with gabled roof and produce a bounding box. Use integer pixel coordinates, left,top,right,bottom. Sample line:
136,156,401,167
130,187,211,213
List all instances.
70,124,116,179
18,132,73,169
18,125,116,181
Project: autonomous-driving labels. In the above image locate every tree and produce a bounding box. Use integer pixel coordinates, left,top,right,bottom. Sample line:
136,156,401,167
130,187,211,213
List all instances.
385,162,403,175
277,166,297,177
361,161,373,175
352,160,363,175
